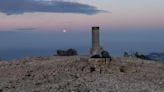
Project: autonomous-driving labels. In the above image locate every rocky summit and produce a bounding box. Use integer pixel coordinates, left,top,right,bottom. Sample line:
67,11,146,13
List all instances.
0,56,164,92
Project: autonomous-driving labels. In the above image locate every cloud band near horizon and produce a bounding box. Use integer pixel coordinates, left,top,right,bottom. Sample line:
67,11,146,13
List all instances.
0,0,104,15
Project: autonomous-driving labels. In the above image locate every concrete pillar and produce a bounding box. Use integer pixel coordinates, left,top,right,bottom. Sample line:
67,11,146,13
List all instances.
91,27,101,55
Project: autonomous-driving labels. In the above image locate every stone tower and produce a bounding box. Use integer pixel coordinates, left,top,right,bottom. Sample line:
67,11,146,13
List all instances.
91,26,102,55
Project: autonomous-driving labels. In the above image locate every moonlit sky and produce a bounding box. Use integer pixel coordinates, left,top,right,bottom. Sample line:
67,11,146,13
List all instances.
0,0,164,60
0,0,163,31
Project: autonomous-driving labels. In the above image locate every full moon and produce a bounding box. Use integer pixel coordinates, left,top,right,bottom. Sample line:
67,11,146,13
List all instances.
63,29,67,33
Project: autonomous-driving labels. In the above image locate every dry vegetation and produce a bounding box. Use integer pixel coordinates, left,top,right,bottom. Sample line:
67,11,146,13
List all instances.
0,56,164,92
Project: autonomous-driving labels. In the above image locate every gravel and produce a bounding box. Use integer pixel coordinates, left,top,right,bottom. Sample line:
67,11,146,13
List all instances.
0,56,164,92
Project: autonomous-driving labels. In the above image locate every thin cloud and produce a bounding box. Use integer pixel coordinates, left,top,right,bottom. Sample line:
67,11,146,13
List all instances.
16,28,36,31
0,0,104,15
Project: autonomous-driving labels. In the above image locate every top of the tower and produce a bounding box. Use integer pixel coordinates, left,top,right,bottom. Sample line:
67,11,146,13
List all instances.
92,26,99,30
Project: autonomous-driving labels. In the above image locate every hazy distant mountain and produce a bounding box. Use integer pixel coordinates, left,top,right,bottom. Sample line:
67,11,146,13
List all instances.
147,53,164,62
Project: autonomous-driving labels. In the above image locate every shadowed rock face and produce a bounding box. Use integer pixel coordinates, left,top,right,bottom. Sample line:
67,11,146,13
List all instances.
90,51,112,61
0,56,164,92
90,54,101,58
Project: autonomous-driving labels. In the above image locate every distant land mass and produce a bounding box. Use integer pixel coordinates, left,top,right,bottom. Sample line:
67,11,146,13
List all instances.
147,53,164,62
1,48,164,62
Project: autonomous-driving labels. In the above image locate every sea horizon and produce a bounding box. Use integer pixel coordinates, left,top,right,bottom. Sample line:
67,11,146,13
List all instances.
0,44,163,61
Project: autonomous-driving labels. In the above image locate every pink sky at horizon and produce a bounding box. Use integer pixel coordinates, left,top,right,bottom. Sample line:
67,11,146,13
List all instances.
0,0,164,32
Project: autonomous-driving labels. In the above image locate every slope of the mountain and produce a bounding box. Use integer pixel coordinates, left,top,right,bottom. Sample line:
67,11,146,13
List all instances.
0,56,164,92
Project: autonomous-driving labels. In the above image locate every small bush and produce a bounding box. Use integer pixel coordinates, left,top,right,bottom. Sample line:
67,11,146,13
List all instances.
57,50,67,56
124,52,129,57
56,48,78,56
101,51,110,58
66,48,78,56
135,52,151,60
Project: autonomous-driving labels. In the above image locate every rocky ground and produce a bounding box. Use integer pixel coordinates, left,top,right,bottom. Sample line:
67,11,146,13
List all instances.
0,56,164,92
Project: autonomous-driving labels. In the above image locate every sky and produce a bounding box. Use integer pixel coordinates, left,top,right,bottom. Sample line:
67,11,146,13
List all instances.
0,0,163,31
0,0,164,59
